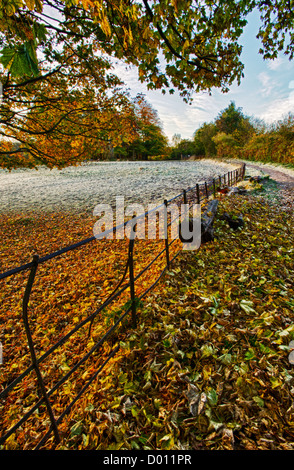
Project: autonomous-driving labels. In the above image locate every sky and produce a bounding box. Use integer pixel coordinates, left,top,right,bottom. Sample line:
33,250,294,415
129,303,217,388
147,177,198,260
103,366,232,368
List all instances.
114,9,294,143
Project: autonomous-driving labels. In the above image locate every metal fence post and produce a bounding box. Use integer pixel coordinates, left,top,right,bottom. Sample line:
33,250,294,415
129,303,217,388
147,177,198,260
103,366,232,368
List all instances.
196,184,200,204
22,254,60,444
128,227,137,328
164,199,170,270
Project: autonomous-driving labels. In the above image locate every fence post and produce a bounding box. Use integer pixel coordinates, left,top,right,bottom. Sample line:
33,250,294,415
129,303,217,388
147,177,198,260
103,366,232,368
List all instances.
196,184,200,204
22,254,60,444
213,179,216,198
164,199,170,270
205,182,208,199
128,223,137,328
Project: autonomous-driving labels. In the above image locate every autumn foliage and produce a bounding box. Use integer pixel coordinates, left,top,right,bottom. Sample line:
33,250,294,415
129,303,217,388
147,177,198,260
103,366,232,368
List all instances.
175,102,294,166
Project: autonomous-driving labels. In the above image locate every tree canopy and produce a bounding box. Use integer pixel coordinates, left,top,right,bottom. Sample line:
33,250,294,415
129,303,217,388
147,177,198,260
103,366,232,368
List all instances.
1,0,294,167
1,0,294,96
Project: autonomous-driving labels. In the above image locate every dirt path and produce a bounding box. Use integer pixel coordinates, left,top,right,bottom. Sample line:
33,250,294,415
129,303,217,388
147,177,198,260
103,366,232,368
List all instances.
243,161,294,214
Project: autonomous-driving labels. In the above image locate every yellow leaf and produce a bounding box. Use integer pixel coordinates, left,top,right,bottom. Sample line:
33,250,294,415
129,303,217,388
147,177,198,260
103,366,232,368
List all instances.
100,16,111,36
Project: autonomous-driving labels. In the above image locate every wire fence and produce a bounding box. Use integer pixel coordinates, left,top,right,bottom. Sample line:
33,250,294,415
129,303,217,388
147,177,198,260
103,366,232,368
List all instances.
0,163,246,449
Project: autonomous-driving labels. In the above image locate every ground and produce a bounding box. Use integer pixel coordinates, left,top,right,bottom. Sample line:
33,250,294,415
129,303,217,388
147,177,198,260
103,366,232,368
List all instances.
244,161,294,214
0,160,293,450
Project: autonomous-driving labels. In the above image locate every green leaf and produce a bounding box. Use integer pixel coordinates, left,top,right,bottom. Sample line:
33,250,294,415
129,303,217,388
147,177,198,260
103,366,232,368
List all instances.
207,388,218,406
253,396,265,407
244,348,256,361
159,433,174,449
70,421,84,437
0,47,15,68
218,352,232,365
0,42,39,77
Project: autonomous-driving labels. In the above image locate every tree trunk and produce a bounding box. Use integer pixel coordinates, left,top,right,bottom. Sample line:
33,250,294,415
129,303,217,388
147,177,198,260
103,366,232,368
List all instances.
201,199,219,243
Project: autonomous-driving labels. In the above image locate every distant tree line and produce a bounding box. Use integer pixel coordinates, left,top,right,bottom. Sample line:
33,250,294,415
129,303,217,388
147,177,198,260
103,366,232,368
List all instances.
170,101,294,165
98,94,170,161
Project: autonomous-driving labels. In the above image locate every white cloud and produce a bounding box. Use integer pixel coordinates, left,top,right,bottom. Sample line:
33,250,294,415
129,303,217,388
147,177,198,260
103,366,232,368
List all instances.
259,89,294,122
258,72,276,97
267,57,284,71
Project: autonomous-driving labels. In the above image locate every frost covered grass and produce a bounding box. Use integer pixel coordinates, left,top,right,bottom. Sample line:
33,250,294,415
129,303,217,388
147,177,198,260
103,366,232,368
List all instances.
0,160,238,214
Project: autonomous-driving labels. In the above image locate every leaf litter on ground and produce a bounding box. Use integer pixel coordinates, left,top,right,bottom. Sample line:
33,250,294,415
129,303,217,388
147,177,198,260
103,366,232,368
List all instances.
0,176,294,450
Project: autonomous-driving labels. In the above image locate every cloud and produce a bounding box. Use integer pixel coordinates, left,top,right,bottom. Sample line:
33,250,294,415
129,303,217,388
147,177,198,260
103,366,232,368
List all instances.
259,89,294,122
267,57,285,71
258,72,276,97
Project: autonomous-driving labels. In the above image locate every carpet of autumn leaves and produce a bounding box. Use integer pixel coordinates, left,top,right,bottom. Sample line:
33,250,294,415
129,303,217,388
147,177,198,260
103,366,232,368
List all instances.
1,178,294,450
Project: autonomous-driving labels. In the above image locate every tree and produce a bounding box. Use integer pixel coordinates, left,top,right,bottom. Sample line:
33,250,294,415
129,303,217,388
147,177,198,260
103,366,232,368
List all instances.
0,41,139,168
212,131,240,159
1,0,294,168
115,94,169,160
243,113,294,164
215,101,245,135
2,0,294,99
170,137,202,160
194,122,218,157
172,134,181,147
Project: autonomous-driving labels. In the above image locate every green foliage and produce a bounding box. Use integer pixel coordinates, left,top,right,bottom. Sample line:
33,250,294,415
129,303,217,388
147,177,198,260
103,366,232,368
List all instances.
108,95,170,161
243,113,294,164
194,123,218,157
215,101,245,135
1,0,294,101
0,42,39,77
170,138,202,160
188,101,294,164
1,0,294,168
